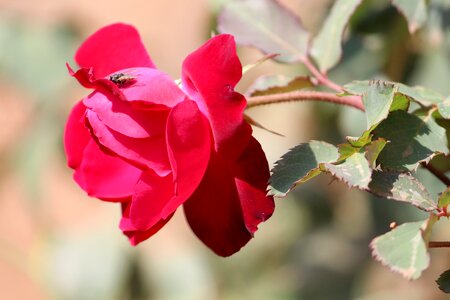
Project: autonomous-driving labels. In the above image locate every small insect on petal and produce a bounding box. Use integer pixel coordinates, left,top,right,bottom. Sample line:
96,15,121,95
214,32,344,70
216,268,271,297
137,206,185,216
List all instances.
109,73,137,86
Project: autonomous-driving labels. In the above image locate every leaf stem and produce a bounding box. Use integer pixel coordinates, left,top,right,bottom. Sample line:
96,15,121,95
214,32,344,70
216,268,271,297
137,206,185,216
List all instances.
247,90,364,111
300,56,344,92
429,241,450,248
421,162,450,187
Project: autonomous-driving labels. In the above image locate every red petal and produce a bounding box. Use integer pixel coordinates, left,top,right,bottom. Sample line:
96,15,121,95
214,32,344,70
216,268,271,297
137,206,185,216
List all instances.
74,140,142,200
83,90,170,139
182,34,250,159
86,110,171,175
234,137,274,233
183,137,273,257
75,23,155,78
129,100,211,230
120,201,173,246
64,101,90,169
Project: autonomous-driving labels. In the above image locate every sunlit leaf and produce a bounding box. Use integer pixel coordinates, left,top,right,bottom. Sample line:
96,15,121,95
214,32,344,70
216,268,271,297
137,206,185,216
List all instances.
365,138,387,168
438,186,450,209
269,141,339,197
437,97,450,119
368,171,437,211
370,221,429,280
246,75,312,97
362,81,399,130
310,0,363,72
322,151,371,189
392,0,428,34
374,110,449,171
218,0,310,63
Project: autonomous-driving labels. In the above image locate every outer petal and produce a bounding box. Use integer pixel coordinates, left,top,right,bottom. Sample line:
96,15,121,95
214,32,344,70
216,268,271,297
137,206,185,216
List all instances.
74,140,142,200
182,34,250,159
86,110,171,175
183,137,274,257
75,23,155,78
120,201,173,246
64,101,90,169
129,100,211,230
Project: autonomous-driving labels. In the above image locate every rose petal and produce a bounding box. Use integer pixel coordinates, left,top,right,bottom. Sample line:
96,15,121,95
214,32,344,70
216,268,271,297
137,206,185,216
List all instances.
75,23,155,78
129,100,211,230
64,101,90,169
183,138,273,257
74,140,142,200
83,90,170,139
182,34,250,159
120,201,173,246
234,137,274,233
86,110,171,175
105,67,186,107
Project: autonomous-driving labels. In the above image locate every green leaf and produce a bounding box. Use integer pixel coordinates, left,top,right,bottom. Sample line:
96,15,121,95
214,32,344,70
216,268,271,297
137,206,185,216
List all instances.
392,0,428,34
370,221,429,280
365,138,387,168
310,0,363,72
218,0,310,63
268,141,339,197
246,75,312,97
346,130,373,148
375,110,449,171
438,186,450,209
362,81,399,130
368,171,437,211
398,84,444,106
436,269,450,293
437,97,450,119
322,151,372,189
344,80,443,107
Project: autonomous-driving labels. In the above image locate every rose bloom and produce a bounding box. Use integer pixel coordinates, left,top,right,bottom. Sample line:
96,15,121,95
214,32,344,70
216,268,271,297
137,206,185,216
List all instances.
64,23,274,256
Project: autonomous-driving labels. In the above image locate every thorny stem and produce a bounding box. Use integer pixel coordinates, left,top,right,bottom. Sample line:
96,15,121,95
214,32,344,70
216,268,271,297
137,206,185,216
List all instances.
247,91,364,111
420,162,450,187
429,241,450,248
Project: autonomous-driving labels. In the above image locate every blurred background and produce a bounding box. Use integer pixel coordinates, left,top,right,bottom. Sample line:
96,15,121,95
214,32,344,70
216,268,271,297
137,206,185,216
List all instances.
0,0,449,299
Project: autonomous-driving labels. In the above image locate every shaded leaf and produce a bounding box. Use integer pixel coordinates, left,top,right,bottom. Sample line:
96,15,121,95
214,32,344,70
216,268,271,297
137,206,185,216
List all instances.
438,186,450,209
370,221,429,280
375,110,449,171
365,138,387,168
368,171,437,211
436,269,450,293
269,141,339,197
322,152,372,189
310,0,363,72
246,75,312,97
218,0,310,63
392,0,428,34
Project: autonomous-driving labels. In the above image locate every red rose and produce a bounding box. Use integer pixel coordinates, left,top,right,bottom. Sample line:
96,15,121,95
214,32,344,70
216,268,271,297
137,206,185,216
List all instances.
64,23,274,256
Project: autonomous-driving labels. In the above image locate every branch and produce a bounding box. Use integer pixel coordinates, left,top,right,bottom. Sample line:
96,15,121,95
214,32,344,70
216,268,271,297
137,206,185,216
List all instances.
429,241,450,248
421,162,450,187
247,90,364,111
